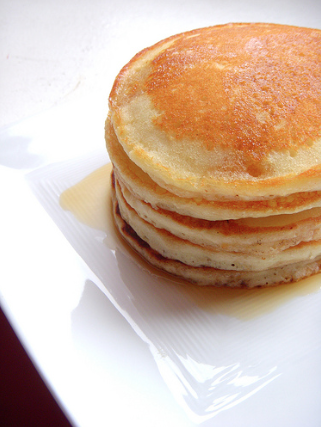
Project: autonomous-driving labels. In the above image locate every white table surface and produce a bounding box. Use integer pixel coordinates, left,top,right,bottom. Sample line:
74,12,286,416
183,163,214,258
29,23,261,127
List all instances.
1,1,321,426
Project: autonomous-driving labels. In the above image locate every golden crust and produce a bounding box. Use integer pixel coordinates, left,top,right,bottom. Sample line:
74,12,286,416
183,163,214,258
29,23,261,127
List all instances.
144,24,321,158
109,23,321,199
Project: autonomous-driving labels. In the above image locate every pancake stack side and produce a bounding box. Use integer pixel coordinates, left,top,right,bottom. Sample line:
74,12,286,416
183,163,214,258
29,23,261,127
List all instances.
105,23,321,288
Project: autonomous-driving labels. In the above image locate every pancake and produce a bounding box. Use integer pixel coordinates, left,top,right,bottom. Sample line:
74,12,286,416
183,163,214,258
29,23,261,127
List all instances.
114,174,321,272
106,116,321,221
116,172,321,256
111,174,321,288
109,23,321,201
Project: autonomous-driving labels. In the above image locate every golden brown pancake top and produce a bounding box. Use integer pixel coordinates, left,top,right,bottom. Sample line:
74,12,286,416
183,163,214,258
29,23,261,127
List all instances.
143,23,321,164
109,23,321,199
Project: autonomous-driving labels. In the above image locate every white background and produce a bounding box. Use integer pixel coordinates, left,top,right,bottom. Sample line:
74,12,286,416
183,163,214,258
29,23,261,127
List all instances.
2,0,321,129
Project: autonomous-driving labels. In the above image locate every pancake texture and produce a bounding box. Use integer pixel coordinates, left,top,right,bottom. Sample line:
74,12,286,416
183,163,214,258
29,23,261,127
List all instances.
106,23,321,288
111,175,321,288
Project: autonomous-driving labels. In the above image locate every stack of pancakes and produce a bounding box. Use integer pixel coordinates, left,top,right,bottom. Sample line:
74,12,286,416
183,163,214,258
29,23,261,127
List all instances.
105,23,321,288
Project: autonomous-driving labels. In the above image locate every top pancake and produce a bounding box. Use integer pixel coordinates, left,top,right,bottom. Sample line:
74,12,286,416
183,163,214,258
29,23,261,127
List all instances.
109,23,321,200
